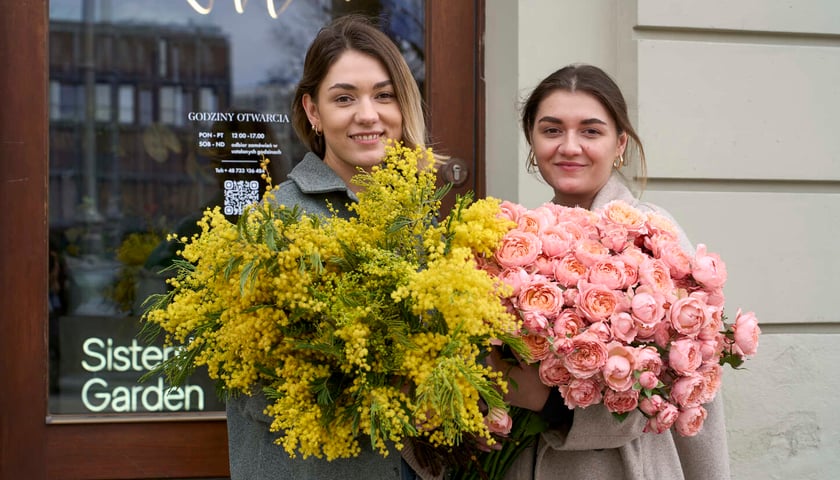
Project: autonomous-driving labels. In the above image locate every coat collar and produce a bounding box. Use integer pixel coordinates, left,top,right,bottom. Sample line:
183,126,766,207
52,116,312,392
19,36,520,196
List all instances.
590,172,637,210
288,152,359,202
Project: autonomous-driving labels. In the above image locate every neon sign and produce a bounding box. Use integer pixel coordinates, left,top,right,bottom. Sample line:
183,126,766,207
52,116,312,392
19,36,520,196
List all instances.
186,0,295,19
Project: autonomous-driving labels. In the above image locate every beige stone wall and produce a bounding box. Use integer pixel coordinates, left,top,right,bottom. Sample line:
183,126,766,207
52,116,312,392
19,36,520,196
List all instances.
484,1,840,478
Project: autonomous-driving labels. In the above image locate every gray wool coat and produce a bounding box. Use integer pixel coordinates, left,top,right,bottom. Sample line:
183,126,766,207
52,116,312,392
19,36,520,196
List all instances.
225,153,403,480
499,173,731,480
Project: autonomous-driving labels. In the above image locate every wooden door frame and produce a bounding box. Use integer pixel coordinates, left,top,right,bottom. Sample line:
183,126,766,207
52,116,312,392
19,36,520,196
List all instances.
1,1,50,478
427,0,486,208
0,1,485,478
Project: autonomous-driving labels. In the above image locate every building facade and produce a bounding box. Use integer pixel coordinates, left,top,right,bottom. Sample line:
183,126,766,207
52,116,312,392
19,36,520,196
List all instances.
1,0,838,478
485,1,840,479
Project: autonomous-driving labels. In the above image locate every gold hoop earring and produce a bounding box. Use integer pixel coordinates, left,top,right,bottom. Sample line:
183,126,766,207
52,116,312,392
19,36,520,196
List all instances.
613,154,625,169
312,123,321,137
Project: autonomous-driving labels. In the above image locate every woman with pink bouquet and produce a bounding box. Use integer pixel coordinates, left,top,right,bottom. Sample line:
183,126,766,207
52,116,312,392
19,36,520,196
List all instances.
488,64,732,479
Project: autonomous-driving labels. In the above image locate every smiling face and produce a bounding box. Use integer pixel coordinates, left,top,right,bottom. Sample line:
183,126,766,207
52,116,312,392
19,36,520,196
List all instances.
302,49,403,189
530,90,627,209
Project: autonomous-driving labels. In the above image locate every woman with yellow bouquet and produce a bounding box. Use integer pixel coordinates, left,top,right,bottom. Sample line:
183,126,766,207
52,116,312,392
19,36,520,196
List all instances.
226,15,426,480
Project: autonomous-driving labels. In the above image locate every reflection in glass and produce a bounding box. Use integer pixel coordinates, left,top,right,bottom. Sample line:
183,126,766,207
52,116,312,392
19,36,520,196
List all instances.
48,0,425,417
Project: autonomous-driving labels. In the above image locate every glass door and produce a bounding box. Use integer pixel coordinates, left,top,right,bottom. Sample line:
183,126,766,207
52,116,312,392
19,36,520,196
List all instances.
0,0,483,478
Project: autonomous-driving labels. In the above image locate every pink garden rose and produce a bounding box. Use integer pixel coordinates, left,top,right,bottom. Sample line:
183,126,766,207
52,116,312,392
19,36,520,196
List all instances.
533,254,557,277
675,405,707,437
692,244,728,289
498,200,527,223
574,239,611,267
552,336,574,355
645,402,679,434
645,211,679,238
576,281,619,323
562,333,609,378
639,394,667,416
539,354,572,386
630,289,666,329
604,388,639,414
635,345,663,376
587,258,627,291
553,206,599,236
498,267,531,297
521,311,550,333
553,308,585,338
485,407,513,436
610,311,638,344
643,230,679,258
669,338,703,375
600,200,648,235
670,373,706,408
521,333,551,362
586,321,613,343
669,294,710,337
638,257,676,297
618,245,646,268
698,313,724,342
562,287,579,307
602,343,636,391
495,230,541,268
518,277,564,318
698,337,725,363
638,371,659,390
553,254,587,288
616,248,643,289
540,224,575,258
732,309,761,356
598,222,630,252
517,206,554,234
657,242,692,280
653,320,675,350
697,362,723,404
705,287,726,308
560,377,603,409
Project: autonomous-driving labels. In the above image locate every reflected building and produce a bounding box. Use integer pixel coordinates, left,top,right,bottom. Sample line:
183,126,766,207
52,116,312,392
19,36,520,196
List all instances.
49,18,232,250
44,0,427,416
47,18,233,414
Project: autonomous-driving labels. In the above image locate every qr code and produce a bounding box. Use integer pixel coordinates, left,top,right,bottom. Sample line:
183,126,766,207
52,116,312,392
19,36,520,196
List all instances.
223,180,261,216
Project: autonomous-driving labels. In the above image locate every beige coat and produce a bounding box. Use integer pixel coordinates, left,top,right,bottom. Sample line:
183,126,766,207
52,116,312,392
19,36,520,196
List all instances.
503,395,729,480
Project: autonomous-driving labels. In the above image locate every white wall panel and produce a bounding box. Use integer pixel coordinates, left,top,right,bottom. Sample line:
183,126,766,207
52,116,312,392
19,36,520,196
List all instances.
485,3,840,478
484,0,522,205
638,0,840,35
641,190,840,324
638,39,840,180
723,333,840,480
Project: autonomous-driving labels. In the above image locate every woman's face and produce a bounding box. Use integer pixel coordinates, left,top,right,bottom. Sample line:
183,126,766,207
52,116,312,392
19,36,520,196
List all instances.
530,90,627,209
303,50,403,188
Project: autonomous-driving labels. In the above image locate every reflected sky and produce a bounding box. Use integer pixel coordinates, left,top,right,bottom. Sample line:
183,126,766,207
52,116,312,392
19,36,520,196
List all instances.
50,0,327,92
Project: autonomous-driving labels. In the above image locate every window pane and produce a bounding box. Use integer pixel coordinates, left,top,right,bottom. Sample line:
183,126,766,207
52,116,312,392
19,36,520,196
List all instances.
48,0,426,419
118,84,135,124
95,83,111,122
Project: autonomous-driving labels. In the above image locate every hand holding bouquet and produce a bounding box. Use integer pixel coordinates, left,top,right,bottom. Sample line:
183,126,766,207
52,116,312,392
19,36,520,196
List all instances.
480,200,760,436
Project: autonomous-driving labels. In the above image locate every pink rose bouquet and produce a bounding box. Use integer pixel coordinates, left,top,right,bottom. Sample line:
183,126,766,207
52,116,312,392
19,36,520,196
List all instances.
482,200,760,436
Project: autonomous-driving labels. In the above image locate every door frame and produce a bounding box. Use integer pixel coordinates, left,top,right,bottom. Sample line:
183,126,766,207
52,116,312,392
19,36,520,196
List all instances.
0,1,485,478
